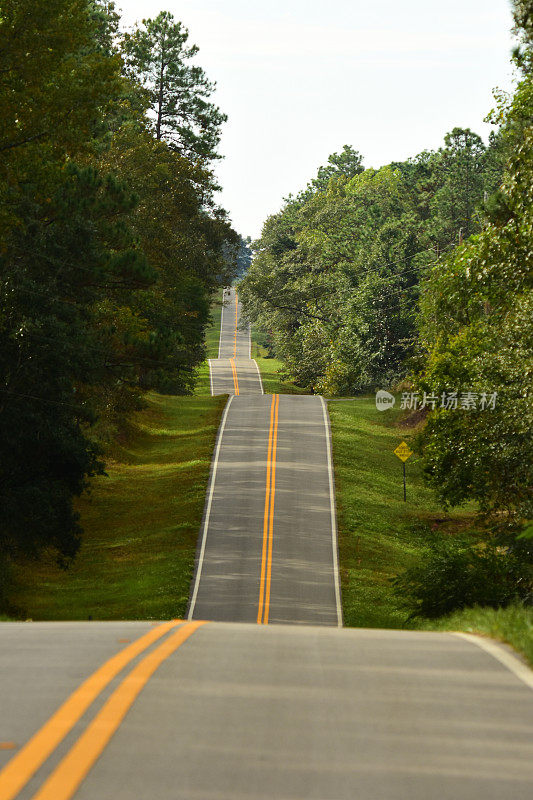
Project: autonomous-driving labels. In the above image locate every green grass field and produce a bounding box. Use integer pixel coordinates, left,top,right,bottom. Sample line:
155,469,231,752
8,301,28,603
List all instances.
328,396,533,666
327,396,473,630
206,299,222,359
194,360,212,395
250,340,307,395
194,298,223,395
11,392,226,620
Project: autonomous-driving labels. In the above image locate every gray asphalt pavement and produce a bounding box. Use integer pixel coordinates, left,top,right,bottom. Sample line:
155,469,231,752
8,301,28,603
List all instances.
188,393,341,625
210,357,263,396
0,621,532,800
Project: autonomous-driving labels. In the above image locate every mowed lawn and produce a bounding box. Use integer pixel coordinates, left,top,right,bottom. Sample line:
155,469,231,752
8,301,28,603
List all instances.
250,342,307,395
328,397,474,629
194,299,223,394
329,397,533,666
206,299,222,359
11,392,226,620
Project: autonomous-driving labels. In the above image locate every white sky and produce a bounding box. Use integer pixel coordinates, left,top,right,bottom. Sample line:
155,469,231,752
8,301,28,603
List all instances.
118,1,517,238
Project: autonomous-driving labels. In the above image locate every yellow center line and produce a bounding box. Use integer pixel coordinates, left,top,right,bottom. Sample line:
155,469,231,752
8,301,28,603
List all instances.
0,620,185,800
263,393,279,624
230,357,240,396
30,621,207,800
257,394,279,624
257,395,276,623
233,291,238,358
230,292,240,394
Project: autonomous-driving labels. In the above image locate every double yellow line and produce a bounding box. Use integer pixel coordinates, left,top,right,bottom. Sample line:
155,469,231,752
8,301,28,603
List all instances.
230,290,239,395
0,620,205,800
257,394,280,624
230,358,239,395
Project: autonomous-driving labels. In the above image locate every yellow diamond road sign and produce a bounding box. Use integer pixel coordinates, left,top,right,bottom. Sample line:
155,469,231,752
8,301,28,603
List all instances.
394,441,413,462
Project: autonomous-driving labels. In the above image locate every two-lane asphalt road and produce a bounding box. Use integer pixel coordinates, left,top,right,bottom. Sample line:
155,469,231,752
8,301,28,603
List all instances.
209,288,263,396
1,621,532,800
191,288,340,625
188,393,341,625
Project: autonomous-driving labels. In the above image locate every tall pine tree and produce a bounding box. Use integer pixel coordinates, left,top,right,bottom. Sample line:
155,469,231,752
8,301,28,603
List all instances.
121,12,227,162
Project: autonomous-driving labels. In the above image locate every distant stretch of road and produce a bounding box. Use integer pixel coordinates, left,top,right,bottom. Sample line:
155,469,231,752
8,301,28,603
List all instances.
209,287,263,396
0,286,532,800
191,288,341,625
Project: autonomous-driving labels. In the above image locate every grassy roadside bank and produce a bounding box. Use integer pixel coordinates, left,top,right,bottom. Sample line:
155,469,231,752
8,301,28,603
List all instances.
328,396,533,666
4,295,226,620
423,605,533,666
328,396,466,629
206,300,222,359
10,392,226,620
250,341,307,395
194,298,222,395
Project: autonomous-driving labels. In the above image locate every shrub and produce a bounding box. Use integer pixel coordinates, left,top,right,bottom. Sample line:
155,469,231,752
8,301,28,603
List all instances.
392,535,532,619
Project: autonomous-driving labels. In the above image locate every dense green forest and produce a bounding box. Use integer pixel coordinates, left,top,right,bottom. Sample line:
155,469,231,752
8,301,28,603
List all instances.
0,1,240,576
240,0,532,609
239,132,504,395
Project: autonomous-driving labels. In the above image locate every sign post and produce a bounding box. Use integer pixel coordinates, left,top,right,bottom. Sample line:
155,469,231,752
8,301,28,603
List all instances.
393,441,413,501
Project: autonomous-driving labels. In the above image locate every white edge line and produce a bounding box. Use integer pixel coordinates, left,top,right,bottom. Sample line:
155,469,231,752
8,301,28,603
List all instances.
188,394,234,619
320,396,343,627
218,288,225,359
248,323,251,359
452,632,533,690
252,359,264,395
208,358,213,396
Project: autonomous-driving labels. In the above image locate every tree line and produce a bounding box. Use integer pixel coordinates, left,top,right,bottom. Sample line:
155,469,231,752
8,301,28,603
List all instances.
240,0,532,610
0,1,240,575
240,133,503,395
